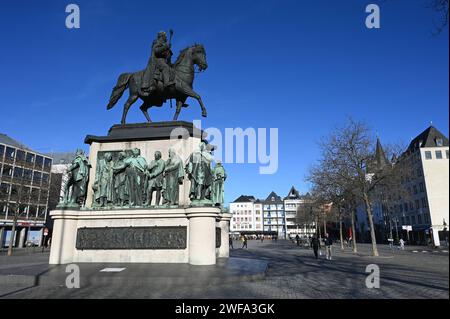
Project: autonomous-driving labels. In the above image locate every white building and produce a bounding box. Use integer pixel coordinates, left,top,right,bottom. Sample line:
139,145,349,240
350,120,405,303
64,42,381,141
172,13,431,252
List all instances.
283,186,315,238
230,195,257,234
399,126,449,246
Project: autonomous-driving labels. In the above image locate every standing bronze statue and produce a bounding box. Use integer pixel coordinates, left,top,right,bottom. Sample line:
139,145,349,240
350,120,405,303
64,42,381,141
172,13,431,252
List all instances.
162,148,184,206
60,149,90,207
107,30,209,124
144,151,165,206
186,142,213,202
211,161,227,206
113,151,129,206
93,152,114,207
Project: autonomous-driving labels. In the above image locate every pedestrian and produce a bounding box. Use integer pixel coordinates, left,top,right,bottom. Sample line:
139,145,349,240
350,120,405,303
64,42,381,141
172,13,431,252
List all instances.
325,233,333,260
229,236,234,250
310,235,321,259
261,235,264,242
399,238,405,250
295,234,300,246
242,235,248,249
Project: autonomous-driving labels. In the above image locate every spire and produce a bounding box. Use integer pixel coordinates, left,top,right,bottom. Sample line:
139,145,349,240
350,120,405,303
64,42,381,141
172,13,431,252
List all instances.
374,138,389,169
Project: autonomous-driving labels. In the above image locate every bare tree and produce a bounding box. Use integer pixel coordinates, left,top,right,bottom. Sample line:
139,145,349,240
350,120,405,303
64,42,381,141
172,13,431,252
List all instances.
308,118,411,256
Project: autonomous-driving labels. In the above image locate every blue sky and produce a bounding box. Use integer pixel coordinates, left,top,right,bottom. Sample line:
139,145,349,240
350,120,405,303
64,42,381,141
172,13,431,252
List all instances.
0,0,448,204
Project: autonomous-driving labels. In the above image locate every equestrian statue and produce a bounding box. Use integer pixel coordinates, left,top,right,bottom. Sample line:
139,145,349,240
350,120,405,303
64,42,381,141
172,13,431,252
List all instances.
106,30,208,124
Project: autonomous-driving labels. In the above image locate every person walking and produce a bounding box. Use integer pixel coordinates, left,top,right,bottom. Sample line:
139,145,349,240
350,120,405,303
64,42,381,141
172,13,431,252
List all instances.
295,234,300,246
325,233,333,260
310,235,321,259
229,236,234,250
399,238,405,250
242,235,248,249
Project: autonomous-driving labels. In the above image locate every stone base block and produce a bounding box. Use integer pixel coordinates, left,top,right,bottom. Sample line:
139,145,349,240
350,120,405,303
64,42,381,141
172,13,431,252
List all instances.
49,206,228,265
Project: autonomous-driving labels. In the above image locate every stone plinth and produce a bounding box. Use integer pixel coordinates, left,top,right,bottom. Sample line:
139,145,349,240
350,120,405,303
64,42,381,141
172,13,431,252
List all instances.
49,206,228,265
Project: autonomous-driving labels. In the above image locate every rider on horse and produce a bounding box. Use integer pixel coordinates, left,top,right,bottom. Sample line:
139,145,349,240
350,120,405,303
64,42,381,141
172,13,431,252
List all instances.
141,30,174,96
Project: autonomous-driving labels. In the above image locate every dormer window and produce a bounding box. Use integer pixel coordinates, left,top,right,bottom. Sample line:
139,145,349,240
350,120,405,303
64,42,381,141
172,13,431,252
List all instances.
436,138,443,147
271,196,275,201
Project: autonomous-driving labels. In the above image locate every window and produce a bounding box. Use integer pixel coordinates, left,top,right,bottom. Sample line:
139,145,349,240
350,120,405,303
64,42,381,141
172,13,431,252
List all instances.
44,158,52,170
425,151,432,160
417,168,422,177
0,183,10,197
0,145,4,157
409,202,414,210
417,215,422,224
16,150,25,162
424,214,430,223
5,147,15,159
404,203,408,212
23,169,32,182
42,173,49,184
415,200,420,210
33,172,42,185
435,150,443,159
13,167,23,178
2,165,13,177
446,150,449,159
421,197,428,208
26,152,35,164
413,185,418,194
35,155,43,169
411,215,416,225
436,138,443,147
406,216,411,225
419,182,424,192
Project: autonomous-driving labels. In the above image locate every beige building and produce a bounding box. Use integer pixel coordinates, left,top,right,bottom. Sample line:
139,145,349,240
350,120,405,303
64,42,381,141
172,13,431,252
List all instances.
396,126,449,246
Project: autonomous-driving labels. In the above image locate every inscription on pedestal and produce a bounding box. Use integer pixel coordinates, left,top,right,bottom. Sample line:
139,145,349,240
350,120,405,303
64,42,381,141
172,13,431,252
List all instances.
76,226,187,250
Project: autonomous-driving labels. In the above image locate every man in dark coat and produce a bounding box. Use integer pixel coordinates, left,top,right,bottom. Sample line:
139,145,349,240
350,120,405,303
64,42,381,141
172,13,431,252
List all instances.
310,235,321,259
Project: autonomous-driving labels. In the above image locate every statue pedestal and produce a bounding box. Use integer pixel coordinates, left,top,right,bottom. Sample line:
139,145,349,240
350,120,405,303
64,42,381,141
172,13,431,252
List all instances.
49,206,228,265
49,121,230,266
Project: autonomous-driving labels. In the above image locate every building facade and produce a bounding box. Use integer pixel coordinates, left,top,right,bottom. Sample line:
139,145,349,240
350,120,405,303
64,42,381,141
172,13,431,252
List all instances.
395,126,449,246
0,134,53,248
262,191,286,238
283,186,316,238
230,195,257,234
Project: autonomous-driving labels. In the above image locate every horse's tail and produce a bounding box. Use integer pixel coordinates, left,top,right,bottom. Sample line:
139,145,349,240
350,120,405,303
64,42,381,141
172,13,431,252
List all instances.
107,73,132,109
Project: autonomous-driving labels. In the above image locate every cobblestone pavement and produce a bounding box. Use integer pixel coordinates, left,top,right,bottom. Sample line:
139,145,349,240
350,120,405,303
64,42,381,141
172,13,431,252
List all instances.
0,241,448,299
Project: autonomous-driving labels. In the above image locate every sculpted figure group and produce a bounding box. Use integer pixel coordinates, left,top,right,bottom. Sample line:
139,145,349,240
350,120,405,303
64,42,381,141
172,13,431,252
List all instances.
90,143,225,209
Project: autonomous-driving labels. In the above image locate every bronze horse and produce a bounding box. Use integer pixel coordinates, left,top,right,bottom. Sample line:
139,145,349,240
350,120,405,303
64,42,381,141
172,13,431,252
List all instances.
107,44,208,124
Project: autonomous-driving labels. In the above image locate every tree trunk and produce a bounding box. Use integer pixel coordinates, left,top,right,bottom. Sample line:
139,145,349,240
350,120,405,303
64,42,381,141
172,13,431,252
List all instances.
363,192,379,257
323,213,327,236
351,208,358,253
339,214,344,251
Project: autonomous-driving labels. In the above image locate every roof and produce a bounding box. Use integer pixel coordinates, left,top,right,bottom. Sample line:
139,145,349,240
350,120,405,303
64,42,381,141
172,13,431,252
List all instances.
285,186,301,199
264,191,283,204
232,195,256,203
0,133,30,150
406,126,449,153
